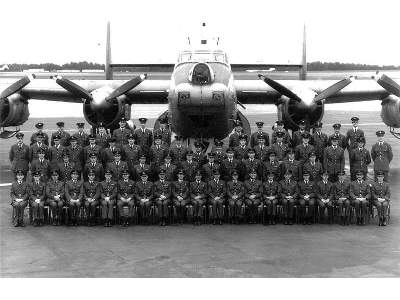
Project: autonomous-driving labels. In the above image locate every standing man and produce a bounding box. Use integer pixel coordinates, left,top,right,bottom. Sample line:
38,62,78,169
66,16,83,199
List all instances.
202,152,221,182
250,121,269,148
281,149,301,182
213,140,226,165
100,169,117,227
122,133,142,176
371,171,390,226
346,116,365,162
46,170,65,226
149,134,168,171
102,137,120,165
262,151,281,182
350,137,371,181
221,148,241,182
84,134,102,164
350,170,371,225
328,123,347,149
95,122,111,149
154,169,172,226
51,121,70,147
9,132,30,179
295,132,315,168
83,153,104,182
229,120,244,148
181,151,199,183
323,135,345,182
190,170,208,225
134,117,153,156
234,134,250,161
107,151,128,182
311,122,328,163
30,148,51,183
207,169,226,225
226,169,244,224
68,136,84,171
243,169,263,224
254,134,269,162
113,117,133,148
269,131,290,162
132,154,151,181
10,170,29,227
371,130,393,182
30,122,49,146
192,142,206,166
271,120,291,146
292,119,309,147
170,136,188,167
241,148,262,180
303,152,323,183
57,151,77,182
153,118,171,146
72,122,89,147
29,133,49,162
48,135,65,171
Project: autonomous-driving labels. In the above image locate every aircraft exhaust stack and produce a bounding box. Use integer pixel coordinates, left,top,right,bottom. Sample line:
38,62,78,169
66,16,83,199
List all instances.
299,22,307,80
105,21,112,80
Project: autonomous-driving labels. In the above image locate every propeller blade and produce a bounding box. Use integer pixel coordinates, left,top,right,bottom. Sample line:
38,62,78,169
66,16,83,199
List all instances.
313,76,355,103
52,75,93,101
258,74,301,103
105,74,147,101
0,74,35,99
373,72,400,98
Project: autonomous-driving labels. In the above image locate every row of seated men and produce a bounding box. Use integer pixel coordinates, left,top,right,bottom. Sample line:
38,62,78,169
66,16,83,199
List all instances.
11,164,390,229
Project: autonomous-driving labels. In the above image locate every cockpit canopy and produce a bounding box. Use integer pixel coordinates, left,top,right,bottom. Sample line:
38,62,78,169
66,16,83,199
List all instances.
177,49,228,65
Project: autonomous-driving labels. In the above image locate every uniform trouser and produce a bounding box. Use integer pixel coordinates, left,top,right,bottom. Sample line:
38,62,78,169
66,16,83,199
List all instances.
156,199,170,218
48,199,63,218
317,200,333,218
210,198,224,219
227,198,240,217
299,198,316,218
282,197,295,218
234,200,245,218
373,200,389,218
264,198,278,216
245,198,261,220
12,200,27,221
117,200,135,218
173,199,187,219
336,198,351,217
138,200,152,219
192,199,204,217
68,201,81,220
101,199,115,220
84,200,99,219
374,171,389,182
31,200,45,220
352,199,368,218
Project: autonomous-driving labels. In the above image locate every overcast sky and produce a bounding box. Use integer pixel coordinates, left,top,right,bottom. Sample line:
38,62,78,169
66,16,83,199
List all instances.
1,0,400,66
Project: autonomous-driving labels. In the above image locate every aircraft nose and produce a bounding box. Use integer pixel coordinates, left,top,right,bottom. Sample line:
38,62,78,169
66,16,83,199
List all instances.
189,63,214,85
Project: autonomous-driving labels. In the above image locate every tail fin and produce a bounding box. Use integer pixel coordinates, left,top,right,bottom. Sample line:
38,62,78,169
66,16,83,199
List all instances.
299,22,307,80
105,21,113,80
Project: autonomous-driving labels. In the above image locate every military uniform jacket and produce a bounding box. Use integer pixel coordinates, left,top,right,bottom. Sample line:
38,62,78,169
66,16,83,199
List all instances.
202,162,221,182
84,144,102,163
154,180,172,199
29,142,49,161
51,130,71,147
226,180,245,199
333,180,350,200
262,160,281,181
370,181,390,201
172,180,190,199
170,145,188,166
122,144,142,166
30,131,49,146
281,159,301,182
302,161,323,182
10,181,29,203
132,163,151,181
271,129,291,145
9,143,30,172
95,132,111,149
328,133,347,149
30,159,51,181
213,151,227,165
192,151,206,167
315,181,334,200
83,162,105,182
350,148,371,173
208,179,226,199
29,181,46,201
153,128,171,146
181,160,199,182
107,161,128,181
269,142,290,161
101,146,122,164
83,181,100,200
295,143,315,164
57,161,78,182
159,163,177,182
113,127,134,146
65,180,84,201
250,131,269,148
67,144,84,169
323,146,345,175
292,130,309,148
229,131,244,148
311,132,328,160
220,158,240,181
72,131,89,147
100,180,117,200
349,180,371,200
241,158,262,180
134,128,153,149
298,180,316,198
244,179,262,199
234,145,250,160
254,145,269,162
279,180,298,199
48,145,65,165
262,180,281,198
149,145,168,166
371,142,393,171
118,179,136,199
190,180,208,200
46,180,65,200
346,127,365,151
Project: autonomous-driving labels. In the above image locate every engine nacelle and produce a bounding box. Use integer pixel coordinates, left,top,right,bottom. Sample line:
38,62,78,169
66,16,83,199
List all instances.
0,93,29,127
381,95,400,128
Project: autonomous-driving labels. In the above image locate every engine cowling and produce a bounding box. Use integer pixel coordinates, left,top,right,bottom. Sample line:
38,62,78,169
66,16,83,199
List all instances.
0,93,29,127
380,95,400,128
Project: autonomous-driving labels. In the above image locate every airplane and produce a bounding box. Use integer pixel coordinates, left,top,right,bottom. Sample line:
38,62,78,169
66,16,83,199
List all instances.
1,22,400,144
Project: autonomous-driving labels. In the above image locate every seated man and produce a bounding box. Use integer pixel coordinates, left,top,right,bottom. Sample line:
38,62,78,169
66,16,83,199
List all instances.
350,170,371,225
154,169,172,226
46,170,65,226
298,171,316,225
207,169,226,225
10,170,29,227
226,170,244,224
371,170,390,226
29,171,46,227
333,170,351,225
100,169,117,227
279,170,298,225
65,169,84,226
244,169,263,224
83,170,100,226
118,170,136,226
262,171,281,225
315,172,334,224
190,170,208,225
172,169,190,224
135,171,154,225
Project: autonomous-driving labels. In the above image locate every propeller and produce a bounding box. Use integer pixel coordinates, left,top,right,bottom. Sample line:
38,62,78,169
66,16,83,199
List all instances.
372,71,400,97
0,74,36,99
313,76,355,103
258,74,301,103
105,74,147,101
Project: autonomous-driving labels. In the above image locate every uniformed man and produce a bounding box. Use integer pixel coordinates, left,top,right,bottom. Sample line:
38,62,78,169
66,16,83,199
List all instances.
153,118,171,146
95,122,111,149
208,169,226,225
72,122,89,147
83,134,102,164
134,117,153,155
118,170,136,226
113,117,133,147
254,134,269,162
83,153,104,182
334,170,351,225
30,148,51,183
169,136,188,167
262,151,281,182
65,169,83,226
221,148,241,182
10,170,29,227
243,169,262,224
180,151,199,182
350,170,371,225
297,171,316,225
226,169,244,224
190,170,208,225
371,171,390,226
371,130,393,182
262,171,281,225
328,123,346,149
57,151,77,182
229,120,244,148
213,140,227,165
346,116,365,156
149,134,168,169
46,170,65,226
9,132,30,178
30,122,49,146
192,141,207,166
279,170,298,225
350,137,371,181
29,132,49,162
323,135,345,182
122,133,142,174
234,134,250,160
269,131,290,162
292,119,309,147
315,171,334,224
311,122,328,163
107,151,128,181
202,152,221,182
158,155,176,182
99,169,117,227
48,134,65,170
83,170,100,226
132,154,151,181
101,137,121,165
67,136,84,171
29,171,46,226
240,148,261,180
250,121,269,148
154,169,171,226
271,120,291,145
281,149,301,182
295,132,315,167
303,151,323,182
172,169,190,224
51,121,70,146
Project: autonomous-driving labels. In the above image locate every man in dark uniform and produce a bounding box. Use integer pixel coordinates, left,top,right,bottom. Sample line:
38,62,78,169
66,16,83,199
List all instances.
172,169,190,224
315,172,334,224
113,117,133,147
29,132,49,162
303,151,323,182
350,137,371,181
72,122,89,147
65,169,83,226
298,171,316,225
170,136,188,167
48,134,65,170
323,135,345,182
208,169,226,225
132,154,151,181
202,152,221,182
30,171,47,226
262,171,281,225
269,131,290,162
311,122,328,163
221,148,241,182
281,149,301,182
149,134,168,169
371,130,393,182
190,170,208,225
154,169,171,226
158,155,176,182
292,119,309,148
213,140,226,165
234,134,250,160
118,170,136,226
83,170,100,226
271,120,291,145
254,134,269,162
181,151,199,182
101,137,120,165
192,141,206,166
250,121,269,148
134,117,153,155
328,123,346,149
243,169,262,224
280,170,298,225
262,151,281,182
371,171,390,226
350,170,371,225
107,151,128,181
84,134,102,164
9,132,30,179
226,169,244,224
241,148,262,180
10,170,29,227
95,122,111,149
334,170,351,225
122,133,142,175
30,122,50,146
346,116,365,155
51,121,70,146
153,118,171,146
229,120,244,148
100,169,117,227
67,136,84,171
83,153,104,182
30,148,51,183
46,170,64,226
295,132,315,167
57,151,77,182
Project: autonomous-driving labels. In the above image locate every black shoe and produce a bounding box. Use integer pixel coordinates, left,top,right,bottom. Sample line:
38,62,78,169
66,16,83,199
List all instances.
382,218,387,226
284,218,289,225
108,220,112,227
20,221,25,227
288,219,293,225
271,217,276,225
213,219,217,225
219,219,223,225
14,220,20,227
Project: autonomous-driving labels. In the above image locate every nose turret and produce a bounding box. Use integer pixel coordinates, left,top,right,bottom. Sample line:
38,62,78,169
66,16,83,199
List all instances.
189,63,214,85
